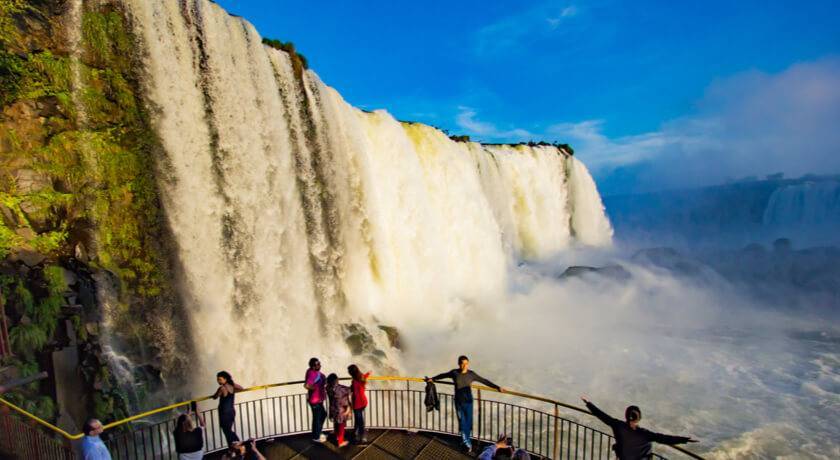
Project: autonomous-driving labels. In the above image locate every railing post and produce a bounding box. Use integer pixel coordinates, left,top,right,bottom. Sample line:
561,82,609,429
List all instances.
553,404,559,460
477,389,482,442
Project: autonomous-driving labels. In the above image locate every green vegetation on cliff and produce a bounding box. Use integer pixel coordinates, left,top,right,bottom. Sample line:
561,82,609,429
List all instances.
0,1,30,49
262,37,309,75
1,5,166,295
1,0,177,423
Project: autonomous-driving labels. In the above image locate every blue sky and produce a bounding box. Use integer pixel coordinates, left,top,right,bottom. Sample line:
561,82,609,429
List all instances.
215,0,840,194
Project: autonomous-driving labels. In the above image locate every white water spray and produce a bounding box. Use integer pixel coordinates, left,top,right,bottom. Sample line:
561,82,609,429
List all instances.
67,0,87,127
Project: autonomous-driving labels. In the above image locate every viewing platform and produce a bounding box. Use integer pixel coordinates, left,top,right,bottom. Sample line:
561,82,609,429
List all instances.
205,429,478,459
0,376,703,459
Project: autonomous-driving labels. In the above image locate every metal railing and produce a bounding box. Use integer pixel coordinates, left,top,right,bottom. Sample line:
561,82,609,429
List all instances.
101,377,697,459
0,407,73,459
0,376,703,459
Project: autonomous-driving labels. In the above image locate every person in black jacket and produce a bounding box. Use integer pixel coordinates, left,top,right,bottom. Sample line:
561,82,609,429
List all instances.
581,396,697,459
426,355,504,452
173,402,205,460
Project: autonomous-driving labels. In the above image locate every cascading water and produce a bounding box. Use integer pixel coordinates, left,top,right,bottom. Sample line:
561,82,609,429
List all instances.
763,180,840,227
67,0,87,126
567,156,614,246
67,0,140,404
122,0,612,392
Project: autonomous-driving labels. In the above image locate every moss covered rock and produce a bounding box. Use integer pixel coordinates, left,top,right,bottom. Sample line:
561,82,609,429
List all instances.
1,0,188,423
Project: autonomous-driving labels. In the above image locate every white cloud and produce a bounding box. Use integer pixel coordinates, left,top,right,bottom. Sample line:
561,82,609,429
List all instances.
455,106,533,141
552,57,840,193
548,120,674,167
449,58,840,194
475,3,580,54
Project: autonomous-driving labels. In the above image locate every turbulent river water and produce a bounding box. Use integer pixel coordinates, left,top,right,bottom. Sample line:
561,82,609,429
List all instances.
86,0,840,457
404,249,839,459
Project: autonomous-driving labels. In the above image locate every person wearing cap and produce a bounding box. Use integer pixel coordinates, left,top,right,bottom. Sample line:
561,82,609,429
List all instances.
581,396,697,460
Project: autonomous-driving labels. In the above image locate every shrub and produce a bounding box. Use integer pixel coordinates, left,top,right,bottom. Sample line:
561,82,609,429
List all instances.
13,280,34,316
9,322,48,357
555,143,574,155
0,51,26,106
0,221,22,258
262,37,309,69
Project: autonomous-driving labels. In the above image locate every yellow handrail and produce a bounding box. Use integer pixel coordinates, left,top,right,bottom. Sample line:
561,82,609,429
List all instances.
0,396,78,439
0,375,702,458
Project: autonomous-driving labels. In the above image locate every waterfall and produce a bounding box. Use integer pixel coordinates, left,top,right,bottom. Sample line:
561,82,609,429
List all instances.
67,0,87,127
763,180,840,227
122,0,612,391
567,156,614,246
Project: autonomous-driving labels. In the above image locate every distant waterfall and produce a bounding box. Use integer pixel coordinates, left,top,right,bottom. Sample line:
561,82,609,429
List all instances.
123,0,612,390
763,180,840,227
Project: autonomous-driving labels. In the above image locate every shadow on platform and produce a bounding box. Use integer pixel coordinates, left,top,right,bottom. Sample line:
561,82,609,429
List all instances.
206,429,544,460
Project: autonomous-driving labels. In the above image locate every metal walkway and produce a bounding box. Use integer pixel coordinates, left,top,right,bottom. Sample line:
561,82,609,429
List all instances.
205,429,531,460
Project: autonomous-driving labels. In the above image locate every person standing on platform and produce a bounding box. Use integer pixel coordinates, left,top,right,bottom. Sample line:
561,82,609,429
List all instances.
348,364,371,444
581,396,698,459
213,371,243,445
426,355,504,452
326,373,352,448
304,357,327,443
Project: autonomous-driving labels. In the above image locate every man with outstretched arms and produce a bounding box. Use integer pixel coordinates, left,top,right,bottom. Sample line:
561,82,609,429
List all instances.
426,355,504,452
581,396,698,460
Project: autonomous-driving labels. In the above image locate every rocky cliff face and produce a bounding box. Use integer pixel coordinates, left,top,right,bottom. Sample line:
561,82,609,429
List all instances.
1,0,188,428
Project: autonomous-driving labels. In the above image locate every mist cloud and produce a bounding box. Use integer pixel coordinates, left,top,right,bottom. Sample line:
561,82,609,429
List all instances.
401,248,840,458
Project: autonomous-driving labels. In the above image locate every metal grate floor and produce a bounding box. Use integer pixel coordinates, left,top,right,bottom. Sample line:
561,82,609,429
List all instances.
205,429,526,460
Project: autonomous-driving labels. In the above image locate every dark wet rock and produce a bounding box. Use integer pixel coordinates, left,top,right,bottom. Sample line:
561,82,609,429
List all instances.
12,248,46,267
62,268,78,287
342,323,392,369
343,323,376,356
0,204,20,228
378,325,403,350
559,265,632,281
34,96,63,118
632,247,708,277
133,364,164,394
0,263,18,276
13,169,51,194
14,226,36,240
19,198,52,232
76,276,97,311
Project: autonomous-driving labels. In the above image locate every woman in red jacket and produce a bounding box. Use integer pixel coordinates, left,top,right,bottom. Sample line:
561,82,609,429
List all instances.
348,364,371,444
